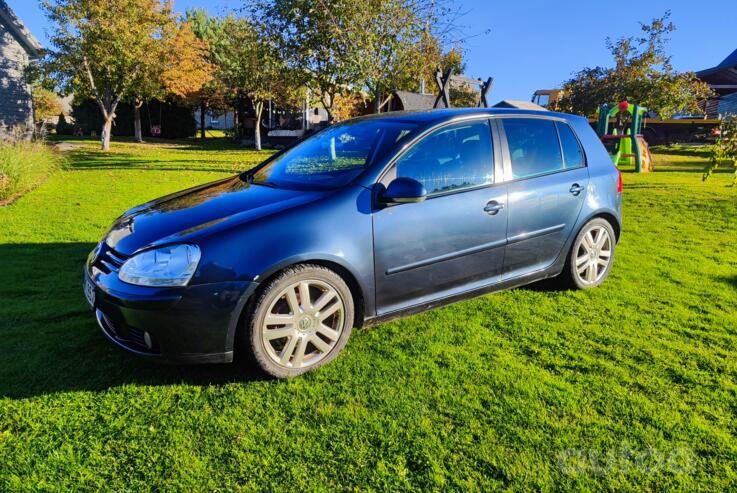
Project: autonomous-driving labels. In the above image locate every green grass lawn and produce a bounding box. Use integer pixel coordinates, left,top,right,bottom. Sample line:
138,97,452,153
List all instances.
1,139,736,491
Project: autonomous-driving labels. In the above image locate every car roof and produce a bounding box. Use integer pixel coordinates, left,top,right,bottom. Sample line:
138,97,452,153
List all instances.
347,107,578,126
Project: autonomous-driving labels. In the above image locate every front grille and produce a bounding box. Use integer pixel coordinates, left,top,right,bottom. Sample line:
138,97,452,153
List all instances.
93,245,130,274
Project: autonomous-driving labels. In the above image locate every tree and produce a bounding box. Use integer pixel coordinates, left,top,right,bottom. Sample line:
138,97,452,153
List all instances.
339,0,454,112
252,0,354,123
558,12,713,118
56,113,74,135
213,17,297,150
31,87,63,126
703,118,737,185
40,0,175,150
253,0,456,119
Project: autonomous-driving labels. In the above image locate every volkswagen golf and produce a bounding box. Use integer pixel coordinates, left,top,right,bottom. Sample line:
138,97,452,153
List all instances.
84,108,622,378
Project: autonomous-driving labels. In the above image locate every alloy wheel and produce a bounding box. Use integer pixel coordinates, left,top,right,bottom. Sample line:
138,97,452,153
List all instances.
574,225,612,285
261,279,345,369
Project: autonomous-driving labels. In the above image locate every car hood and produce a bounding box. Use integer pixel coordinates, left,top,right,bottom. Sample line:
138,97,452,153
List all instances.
105,175,328,255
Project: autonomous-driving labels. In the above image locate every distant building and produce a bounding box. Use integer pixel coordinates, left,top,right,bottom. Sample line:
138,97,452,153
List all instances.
697,48,737,118
383,90,437,112
493,100,548,111
0,1,42,133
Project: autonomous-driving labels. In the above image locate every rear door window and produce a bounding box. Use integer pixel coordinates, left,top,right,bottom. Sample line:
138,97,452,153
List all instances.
502,118,563,179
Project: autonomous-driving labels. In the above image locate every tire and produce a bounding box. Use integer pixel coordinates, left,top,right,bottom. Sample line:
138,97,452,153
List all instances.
243,264,354,378
561,218,616,290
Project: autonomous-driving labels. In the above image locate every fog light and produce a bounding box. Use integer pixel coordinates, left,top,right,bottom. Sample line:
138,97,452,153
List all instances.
143,331,153,350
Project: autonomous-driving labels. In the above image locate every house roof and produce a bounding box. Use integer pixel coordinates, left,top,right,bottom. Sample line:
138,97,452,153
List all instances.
393,90,437,111
715,48,737,70
0,0,43,58
492,100,548,111
696,48,737,91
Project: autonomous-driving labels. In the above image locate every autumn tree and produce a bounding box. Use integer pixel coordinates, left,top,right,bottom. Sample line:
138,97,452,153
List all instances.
31,87,63,128
127,19,214,142
558,12,713,118
40,0,177,150
185,9,229,140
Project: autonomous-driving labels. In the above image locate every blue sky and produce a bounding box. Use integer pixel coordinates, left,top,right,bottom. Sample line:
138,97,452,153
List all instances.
7,0,737,103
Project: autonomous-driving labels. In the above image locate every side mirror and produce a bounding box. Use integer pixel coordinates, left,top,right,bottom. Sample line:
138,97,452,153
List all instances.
380,177,428,204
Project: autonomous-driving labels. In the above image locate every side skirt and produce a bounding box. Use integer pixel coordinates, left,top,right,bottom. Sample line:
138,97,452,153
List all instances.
363,265,564,327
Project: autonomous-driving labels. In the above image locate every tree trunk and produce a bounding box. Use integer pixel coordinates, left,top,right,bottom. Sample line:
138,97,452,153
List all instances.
133,101,144,143
322,93,334,125
254,101,263,151
200,100,207,140
101,118,113,151
237,91,246,140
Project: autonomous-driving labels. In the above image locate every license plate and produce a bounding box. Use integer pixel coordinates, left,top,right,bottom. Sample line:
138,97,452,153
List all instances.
84,277,96,309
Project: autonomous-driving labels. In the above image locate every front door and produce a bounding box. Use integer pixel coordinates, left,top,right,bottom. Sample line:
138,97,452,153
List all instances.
372,119,508,315
499,117,590,279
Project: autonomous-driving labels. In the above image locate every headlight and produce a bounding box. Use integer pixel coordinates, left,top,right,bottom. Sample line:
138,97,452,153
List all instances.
119,244,201,287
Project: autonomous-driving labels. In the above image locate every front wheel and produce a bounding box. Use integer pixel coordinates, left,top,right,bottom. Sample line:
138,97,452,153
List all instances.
563,218,616,290
244,264,354,378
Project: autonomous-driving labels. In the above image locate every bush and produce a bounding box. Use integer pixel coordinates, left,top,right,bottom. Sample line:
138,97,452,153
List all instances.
0,141,61,203
56,113,73,136
703,117,737,185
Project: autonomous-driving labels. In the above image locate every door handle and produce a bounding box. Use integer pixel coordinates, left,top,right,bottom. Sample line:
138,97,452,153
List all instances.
569,183,585,196
484,201,505,215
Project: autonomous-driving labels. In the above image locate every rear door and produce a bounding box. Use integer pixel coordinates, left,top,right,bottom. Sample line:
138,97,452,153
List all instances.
372,119,507,314
499,117,589,279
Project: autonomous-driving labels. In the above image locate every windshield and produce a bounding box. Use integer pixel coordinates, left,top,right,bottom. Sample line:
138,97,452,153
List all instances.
250,119,417,190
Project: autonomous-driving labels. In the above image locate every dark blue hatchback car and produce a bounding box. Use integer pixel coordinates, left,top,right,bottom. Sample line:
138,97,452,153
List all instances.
85,108,622,377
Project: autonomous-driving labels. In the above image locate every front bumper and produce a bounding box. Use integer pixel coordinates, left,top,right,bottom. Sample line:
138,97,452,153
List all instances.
84,262,257,365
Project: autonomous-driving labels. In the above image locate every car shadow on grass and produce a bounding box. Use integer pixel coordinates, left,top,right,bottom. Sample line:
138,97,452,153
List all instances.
0,242,266,400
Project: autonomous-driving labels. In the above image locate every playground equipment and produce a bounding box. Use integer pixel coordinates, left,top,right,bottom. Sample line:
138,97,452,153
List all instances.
433,69,494,109
596,101,653,172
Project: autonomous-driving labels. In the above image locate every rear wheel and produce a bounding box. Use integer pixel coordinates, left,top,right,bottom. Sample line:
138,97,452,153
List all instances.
562,218,616,290
244,264,354,378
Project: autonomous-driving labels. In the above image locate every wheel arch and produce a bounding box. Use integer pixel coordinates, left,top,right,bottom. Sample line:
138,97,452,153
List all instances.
230,255,368,355
588,211,621,241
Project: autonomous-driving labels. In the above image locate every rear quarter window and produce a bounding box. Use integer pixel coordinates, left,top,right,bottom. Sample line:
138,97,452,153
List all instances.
556,122,585,168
